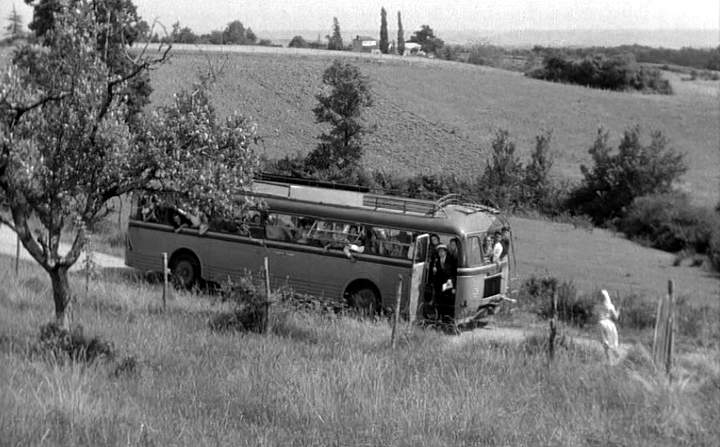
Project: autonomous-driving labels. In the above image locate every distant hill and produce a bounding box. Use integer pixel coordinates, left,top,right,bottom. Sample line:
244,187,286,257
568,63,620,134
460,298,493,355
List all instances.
259,29,719,49
151,46,719,207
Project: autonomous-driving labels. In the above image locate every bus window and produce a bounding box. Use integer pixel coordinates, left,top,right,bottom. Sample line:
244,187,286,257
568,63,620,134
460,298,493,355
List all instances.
466,236,485,267
265,213,296,242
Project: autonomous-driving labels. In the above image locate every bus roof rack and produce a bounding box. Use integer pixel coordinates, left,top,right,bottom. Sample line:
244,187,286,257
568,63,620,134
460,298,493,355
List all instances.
255,172,370,193
433,194,501,214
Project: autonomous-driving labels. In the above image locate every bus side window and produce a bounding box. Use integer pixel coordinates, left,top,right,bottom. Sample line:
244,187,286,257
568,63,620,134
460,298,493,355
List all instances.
265,213,294,242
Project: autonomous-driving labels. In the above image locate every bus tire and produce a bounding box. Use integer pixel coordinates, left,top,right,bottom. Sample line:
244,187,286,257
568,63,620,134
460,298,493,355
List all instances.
345,282,381,317
169,251,201,290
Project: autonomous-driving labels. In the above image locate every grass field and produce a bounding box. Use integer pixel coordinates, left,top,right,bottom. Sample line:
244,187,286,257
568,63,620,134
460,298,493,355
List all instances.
150,46,719,206
2,257,719,446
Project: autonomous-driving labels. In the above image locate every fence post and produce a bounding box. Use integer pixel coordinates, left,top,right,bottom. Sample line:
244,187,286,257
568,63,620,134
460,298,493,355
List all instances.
548,289,558,362
391,274,403,349
652,279,675,377
162,252,168,311
665,280,675,376
263,257,271,334
15,233,20,277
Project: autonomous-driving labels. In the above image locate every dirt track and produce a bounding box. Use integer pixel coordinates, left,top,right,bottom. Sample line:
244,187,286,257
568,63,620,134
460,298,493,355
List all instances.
0,224,127,271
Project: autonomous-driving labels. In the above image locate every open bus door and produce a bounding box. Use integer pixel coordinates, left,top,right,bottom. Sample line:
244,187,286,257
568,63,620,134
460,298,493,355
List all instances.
408,234,429,323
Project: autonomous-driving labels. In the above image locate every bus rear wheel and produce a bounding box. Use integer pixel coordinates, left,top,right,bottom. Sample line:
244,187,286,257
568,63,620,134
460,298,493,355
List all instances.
345,284,380,317
170,253,200,290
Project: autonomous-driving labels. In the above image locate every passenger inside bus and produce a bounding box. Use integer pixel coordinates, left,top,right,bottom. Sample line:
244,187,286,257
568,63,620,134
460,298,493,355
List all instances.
448,237,461,264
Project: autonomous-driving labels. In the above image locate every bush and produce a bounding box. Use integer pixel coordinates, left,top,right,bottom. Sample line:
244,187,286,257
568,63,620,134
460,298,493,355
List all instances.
36,322,115,363
517,275,595,327
618,192,720,253
618,295,656,330
710,228,720,271
566,126,687,225
209,273,269,333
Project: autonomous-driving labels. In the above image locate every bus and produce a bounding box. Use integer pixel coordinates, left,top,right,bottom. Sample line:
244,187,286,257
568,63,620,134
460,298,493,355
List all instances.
125,176,512,324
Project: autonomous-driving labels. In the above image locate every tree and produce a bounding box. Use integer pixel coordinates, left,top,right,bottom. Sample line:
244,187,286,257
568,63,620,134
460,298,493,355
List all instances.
410,25,443,54
223,20,246,44
379,7,388,54
170,21,198,44
305,60,372,177
0,2,259,329
326,17,343,51
24,0,152,125
476,130,524,210
5,4,24,40
523,130,555,211
397,11,405,55
288,35,308,48
567,126,687,224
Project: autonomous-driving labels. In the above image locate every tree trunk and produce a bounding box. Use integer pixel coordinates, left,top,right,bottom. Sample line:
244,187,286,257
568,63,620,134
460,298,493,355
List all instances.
49,266,72,330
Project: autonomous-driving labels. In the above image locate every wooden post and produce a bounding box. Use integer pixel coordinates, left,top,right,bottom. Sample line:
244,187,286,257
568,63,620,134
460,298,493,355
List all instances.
263,257,271,334
665,280,675,376
85,252,91,302
162,252,168,310
15,233,20,276
117,195,123,233
652,279,675,377
548,289,558,362
391,274,403,349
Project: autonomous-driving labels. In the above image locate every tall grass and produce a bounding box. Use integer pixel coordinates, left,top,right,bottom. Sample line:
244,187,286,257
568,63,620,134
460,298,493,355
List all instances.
1,257,718,446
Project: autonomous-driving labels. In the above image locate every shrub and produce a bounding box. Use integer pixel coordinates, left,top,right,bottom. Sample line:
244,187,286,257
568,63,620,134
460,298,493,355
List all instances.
618,295,656,330
566,126,687,225
36,322,115,363
475,129,525,210
517,275,595,327
709,227,720,271
618,192,719,253
209,273,269,333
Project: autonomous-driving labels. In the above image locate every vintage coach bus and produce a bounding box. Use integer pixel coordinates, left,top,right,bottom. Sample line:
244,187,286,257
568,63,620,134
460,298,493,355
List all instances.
125,176,511,324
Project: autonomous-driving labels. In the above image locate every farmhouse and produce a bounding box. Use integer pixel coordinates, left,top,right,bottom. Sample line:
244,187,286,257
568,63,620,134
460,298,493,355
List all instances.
352,35,378,52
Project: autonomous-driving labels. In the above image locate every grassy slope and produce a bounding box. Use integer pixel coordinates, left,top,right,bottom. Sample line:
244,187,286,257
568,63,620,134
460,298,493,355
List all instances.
151,47,719,206
2,258,719,446
511,216,719,305
150,49,720,302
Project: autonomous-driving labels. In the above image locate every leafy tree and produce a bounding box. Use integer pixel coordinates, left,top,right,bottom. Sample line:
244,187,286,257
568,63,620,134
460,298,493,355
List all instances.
24,0,152,124
475,130,524,210
0,3,259,329
379,7,388,54
135,18,149,41
245,27,256,44
223,20,246,44
326,17,343,50
410,24,443,54
396,11,404,55
4,4,24,40
567,126,687,224
305,60,372,176
523,130,555,211
288,35,308,48
170,21,198,44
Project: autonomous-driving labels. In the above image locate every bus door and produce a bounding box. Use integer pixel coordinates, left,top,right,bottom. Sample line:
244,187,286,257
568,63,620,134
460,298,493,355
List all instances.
408,234,429,323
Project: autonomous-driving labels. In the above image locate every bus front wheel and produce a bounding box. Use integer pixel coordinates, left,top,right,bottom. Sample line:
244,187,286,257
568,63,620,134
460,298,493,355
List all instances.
345,284,380,317
170,252,200,289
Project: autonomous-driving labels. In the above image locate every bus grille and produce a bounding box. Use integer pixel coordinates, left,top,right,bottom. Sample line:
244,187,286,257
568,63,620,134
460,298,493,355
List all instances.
483,275,502,297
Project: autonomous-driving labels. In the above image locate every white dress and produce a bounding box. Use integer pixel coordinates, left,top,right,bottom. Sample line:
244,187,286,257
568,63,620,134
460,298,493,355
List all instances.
598,290,620,351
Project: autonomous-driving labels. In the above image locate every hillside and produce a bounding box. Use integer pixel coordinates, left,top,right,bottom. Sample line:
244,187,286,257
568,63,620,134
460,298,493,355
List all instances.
150,46,720,206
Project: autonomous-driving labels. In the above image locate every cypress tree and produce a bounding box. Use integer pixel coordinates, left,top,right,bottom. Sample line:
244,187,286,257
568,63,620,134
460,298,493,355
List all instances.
397,11,405,55
327,17,343,50
379,7,388,54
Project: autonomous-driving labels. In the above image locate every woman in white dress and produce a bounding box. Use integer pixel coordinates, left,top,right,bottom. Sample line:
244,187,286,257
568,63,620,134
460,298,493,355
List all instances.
598,289,620,362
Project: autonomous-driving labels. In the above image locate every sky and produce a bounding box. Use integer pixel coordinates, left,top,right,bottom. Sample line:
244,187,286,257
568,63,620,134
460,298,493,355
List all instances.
3,0,719,36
